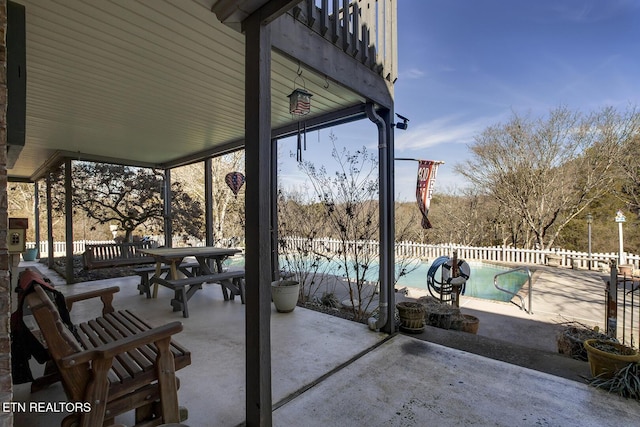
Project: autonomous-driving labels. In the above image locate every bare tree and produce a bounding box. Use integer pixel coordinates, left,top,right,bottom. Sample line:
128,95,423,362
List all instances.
52,162,203,242
457,106,633,249
277,187,335,303
210,152,245,243
617,133,640,215
300,135,380,321
173,152,245,244
426,190,503,246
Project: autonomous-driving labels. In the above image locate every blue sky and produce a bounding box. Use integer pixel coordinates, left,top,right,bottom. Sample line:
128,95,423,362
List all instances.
278,0,640,201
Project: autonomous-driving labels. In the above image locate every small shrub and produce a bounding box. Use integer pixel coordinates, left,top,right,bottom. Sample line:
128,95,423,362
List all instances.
587,362,640,400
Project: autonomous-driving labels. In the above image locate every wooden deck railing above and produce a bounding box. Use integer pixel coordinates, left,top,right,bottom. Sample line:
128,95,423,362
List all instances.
291,0,398,84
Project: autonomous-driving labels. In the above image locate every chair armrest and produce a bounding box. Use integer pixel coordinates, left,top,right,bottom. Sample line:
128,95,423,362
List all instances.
65,286,120,315
59,321,183,368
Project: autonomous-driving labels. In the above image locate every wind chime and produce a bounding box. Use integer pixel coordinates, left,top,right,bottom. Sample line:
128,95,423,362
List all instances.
288,65,312,161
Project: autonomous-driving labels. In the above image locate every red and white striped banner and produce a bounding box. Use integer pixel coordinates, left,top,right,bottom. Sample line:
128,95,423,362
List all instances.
416,160,439,229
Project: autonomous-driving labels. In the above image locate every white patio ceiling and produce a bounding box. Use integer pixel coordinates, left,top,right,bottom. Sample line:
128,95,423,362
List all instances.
9,0,365,180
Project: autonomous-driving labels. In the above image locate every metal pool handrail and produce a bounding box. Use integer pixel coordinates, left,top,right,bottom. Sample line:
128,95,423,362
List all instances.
494,267,533,314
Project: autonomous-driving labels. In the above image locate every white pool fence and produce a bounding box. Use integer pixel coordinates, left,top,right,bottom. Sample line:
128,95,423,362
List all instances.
26,237,639,269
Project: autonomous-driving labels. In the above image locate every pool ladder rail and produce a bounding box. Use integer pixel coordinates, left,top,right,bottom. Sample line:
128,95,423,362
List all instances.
494,267,533,314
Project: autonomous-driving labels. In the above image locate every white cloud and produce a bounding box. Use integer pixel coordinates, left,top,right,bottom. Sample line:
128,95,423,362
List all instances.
546,0,640,23
401,68,426,79
394,115,496,151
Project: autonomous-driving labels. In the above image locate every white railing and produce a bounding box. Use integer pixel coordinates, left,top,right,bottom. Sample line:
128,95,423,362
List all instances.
294,0,398,83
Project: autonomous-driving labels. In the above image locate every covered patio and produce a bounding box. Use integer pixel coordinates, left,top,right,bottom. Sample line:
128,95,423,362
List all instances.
4,1,640,426
3,0,397,425
13,261,639,426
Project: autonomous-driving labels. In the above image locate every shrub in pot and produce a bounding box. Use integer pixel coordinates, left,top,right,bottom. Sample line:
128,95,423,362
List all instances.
586,361,640,399
557,324,612,361
584,339,640,379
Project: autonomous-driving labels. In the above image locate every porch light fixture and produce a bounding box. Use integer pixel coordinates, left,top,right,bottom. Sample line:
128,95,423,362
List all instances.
394,113,409,130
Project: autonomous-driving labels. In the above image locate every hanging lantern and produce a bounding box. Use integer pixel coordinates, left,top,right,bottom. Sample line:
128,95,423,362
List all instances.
288,88,312,116
289,66,313,162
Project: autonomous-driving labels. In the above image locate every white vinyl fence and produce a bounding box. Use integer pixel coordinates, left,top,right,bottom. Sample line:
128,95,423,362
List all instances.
27,237,639,269
280,237,640,269
26,236,239,257
27,240,115,256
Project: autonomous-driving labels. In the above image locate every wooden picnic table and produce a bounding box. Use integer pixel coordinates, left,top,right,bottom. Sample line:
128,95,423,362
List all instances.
139,246,244,317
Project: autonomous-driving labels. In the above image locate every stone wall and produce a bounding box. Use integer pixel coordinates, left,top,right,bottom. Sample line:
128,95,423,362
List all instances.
0,1,12,426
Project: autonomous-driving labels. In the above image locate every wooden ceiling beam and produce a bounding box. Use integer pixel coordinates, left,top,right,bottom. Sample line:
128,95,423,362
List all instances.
270,14,394,109
212,0,303,31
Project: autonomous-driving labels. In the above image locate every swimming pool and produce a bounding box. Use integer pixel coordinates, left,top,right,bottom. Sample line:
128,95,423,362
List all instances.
396,261,529,302
224,255,529,303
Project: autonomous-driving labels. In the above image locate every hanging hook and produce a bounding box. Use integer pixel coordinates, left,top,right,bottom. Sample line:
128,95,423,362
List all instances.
293,62,306,89
324,75,329,89
293,73,307,90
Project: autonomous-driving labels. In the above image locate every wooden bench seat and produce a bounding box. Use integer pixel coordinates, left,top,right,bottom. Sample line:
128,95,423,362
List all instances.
151,270,245,318
25,284,191,427
82,241,158,270
134,261,200,298
74,309,191,394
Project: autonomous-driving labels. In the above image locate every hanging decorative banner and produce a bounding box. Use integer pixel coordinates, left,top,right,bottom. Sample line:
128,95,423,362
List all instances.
225,172,245,197
416,160,439,229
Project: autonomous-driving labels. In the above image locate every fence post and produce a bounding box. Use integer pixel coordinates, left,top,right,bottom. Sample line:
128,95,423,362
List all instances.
606,260,618,338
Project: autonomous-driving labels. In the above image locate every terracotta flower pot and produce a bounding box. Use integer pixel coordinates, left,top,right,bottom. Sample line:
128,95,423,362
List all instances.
584,339,640,378
619,264,634,277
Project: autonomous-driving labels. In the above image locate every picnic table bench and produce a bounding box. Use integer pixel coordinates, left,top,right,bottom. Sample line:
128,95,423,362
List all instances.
150,270,246,318
82,241,158,270
133,261,200,298
140,246,244,318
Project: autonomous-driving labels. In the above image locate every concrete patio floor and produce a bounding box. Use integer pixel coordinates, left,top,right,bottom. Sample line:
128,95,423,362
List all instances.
12,261,640,426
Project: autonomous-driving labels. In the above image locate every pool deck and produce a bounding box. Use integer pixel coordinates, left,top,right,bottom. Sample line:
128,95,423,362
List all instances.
412,264,609,351
401,265,609,382
13,260,640,426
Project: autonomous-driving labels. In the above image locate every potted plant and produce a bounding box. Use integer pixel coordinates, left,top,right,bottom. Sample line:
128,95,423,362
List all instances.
419,296,459,330
22,246,38,262
396,301,425,333
618,264,634,277
459,314,480,334
586,361,640,399
557,323,611,360
271,280,300,313
584,339,640,379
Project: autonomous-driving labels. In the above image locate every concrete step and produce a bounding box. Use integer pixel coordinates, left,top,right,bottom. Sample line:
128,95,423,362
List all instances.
406,324,591,382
